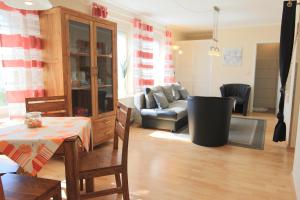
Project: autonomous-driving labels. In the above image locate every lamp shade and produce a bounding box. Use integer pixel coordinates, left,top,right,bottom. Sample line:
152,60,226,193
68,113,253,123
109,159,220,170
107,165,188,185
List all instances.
3,0,52,10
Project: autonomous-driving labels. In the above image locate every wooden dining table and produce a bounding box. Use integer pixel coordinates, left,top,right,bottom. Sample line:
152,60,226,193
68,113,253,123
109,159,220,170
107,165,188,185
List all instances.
0,117,92,200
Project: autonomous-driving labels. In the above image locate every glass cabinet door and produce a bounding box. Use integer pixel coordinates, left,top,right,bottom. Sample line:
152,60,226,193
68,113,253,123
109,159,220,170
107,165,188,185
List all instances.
68,19,93,117
95,26,114,114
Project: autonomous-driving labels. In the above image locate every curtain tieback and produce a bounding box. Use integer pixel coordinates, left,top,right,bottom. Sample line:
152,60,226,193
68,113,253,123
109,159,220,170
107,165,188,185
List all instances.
280,86,286,94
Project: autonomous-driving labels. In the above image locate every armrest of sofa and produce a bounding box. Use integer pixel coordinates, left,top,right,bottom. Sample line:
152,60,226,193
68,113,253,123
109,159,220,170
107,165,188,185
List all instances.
134,92,146,111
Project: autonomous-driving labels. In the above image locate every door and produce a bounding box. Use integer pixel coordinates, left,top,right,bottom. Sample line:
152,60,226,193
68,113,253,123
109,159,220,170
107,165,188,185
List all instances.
94,23,117,117
66,15,94,117
253,43,280,113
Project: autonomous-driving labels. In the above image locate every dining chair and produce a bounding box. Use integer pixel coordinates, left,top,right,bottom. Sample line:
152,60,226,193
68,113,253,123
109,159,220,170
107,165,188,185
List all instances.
79,102,132,200
0,173,62,200
25,96,68,117
25,96,68,156
0,155,19,176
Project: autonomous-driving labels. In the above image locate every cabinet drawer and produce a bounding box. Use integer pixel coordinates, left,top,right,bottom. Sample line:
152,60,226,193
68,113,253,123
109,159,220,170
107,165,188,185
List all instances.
93,116,115,131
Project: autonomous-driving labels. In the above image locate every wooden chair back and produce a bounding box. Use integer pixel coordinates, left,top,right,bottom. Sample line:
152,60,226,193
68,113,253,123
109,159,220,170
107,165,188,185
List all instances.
113,102,132,167
0,176,4,200
25,96,68,117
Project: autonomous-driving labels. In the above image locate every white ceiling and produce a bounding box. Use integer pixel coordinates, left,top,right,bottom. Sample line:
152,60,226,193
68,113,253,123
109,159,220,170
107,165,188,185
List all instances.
102,0,284,32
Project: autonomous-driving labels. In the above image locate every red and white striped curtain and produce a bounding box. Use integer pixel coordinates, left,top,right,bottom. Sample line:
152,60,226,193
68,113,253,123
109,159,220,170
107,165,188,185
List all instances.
0,1,44,118
132,18,154,92
164,31,175,84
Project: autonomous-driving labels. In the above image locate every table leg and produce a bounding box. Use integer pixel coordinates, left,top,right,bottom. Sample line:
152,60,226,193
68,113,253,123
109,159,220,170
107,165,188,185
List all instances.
64,137,80,200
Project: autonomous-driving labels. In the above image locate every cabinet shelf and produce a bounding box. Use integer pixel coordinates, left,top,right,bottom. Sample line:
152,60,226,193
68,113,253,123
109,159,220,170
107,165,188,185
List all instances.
97,54,112,58
70,52,90,57
72,85,91,90
98,84,112,88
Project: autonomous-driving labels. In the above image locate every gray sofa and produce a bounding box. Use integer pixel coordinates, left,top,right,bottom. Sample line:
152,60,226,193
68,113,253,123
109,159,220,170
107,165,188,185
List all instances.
134,85,188,132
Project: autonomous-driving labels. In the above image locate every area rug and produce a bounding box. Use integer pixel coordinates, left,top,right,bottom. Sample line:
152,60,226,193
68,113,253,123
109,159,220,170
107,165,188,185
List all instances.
228,117,266,149
172,117,266,150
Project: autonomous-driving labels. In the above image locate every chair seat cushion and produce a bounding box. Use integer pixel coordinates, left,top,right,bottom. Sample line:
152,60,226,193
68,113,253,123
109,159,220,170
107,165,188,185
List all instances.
229,96,244,104
141,100,187,120
79,145,122,173
2,174,60,199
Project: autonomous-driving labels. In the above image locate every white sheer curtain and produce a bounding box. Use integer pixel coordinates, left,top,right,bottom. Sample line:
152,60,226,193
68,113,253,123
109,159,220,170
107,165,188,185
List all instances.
0,1,44,118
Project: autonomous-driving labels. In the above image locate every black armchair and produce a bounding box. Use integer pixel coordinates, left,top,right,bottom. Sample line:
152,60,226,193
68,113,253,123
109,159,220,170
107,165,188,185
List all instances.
220,84,251,116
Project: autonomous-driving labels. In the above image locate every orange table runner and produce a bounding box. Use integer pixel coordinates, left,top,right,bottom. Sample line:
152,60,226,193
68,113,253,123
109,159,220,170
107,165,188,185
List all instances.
0,117,91,175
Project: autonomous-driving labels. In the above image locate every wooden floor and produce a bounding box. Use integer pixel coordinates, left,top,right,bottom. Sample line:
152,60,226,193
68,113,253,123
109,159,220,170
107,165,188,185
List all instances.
38,113,296,200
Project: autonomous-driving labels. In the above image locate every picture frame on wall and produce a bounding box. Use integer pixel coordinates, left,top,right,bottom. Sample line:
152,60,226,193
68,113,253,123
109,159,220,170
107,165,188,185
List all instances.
223,48,243,66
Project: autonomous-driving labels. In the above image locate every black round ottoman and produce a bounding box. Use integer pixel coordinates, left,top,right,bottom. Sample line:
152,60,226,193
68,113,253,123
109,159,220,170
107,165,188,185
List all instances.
187,96,234,147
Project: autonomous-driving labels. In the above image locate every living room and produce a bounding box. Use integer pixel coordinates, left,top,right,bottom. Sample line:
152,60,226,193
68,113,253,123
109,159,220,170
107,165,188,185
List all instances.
0,0,300,200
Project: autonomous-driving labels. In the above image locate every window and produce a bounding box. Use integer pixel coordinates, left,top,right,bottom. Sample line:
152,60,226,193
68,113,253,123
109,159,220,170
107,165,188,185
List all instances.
117,31,129,98
153,32,165,86
0,65,8,119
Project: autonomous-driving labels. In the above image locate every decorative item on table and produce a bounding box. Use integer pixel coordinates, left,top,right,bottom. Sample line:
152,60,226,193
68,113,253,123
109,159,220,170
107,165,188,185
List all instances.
25,112,42,128
74,107,88,116
92,2,108,19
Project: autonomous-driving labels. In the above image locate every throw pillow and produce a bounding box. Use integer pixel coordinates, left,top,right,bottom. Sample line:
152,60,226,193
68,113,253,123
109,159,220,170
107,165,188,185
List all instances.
153,92,169,109
172,83,182,100
179,88,189,100
162,85,174,103
152,86,163,93
144,88,157,109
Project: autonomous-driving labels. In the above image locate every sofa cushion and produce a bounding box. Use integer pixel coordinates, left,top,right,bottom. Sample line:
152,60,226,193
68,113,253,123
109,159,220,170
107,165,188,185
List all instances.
144,88,157,109
172,83,181,101
179,89,189,100
162,85,174,103
153,92,169,109
141,100,187,120
134,92,146,110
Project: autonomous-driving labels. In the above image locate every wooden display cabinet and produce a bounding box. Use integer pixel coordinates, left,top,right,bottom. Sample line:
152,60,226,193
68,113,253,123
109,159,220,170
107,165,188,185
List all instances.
40,7,117,147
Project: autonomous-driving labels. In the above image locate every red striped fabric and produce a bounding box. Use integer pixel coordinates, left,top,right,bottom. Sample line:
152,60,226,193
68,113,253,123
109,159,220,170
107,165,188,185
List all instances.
164,76,176,84
165,54,173,60
138,79,154,86
6,89,45,103
166,31,172,38
135,50,153,59
0,1,44,118
0,1,38,15
165,41,172,46
135,63,154,69
165,64,174,69
133,34,154,42
164,30,175,84
0,34,42,49
133,18,153,32
133,18,154,92
2,60,43,68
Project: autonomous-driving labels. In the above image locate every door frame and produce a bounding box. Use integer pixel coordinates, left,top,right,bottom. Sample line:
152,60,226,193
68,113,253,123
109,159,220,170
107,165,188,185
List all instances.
252,42,280,114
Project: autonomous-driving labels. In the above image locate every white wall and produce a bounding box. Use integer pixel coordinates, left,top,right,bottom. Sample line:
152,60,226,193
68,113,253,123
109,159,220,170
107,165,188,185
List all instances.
210,25,280,105
174,25,281,107
174,40,212,96
293,107,300,200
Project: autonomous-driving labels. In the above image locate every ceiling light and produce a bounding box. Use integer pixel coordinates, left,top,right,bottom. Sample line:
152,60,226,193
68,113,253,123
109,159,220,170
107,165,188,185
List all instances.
24,0,33,6
3,0,53,10
208,6,221,57
172,45,180,50
178,50,183,55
